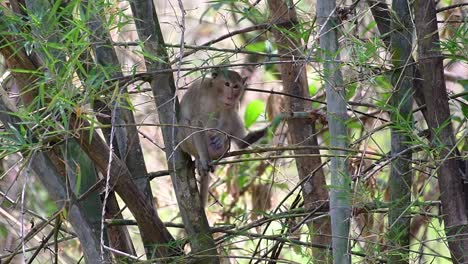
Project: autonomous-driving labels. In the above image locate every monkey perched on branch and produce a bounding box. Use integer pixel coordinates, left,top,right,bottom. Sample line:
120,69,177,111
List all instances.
178,70,327,207
178,70,248,206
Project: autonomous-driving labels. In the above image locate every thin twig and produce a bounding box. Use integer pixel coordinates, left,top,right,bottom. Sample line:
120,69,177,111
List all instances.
0,236,76,261
436,3,468,13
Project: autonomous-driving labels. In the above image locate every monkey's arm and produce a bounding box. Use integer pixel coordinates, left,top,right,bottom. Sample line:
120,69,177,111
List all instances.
236,110,327,149
236,127,269,149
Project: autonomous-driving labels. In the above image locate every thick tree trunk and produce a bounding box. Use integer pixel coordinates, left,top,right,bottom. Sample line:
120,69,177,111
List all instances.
366,0,428,121
72,116,181,259
0,96,109,263
267,0,331,262
0,34,105,263
1,8,180,260
388,1,414,263
414,1,468,262
129,1,218,263
81,0,154,257
1,2,108,261
317,1,351,263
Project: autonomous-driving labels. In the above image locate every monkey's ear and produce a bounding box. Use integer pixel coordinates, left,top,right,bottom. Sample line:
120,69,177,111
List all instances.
212,72,218,79
242,77,248,85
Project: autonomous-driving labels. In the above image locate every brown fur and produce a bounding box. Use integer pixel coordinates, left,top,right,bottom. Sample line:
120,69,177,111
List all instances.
178,70,247,206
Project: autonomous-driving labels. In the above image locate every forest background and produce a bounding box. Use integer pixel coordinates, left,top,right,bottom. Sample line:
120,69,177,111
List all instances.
0,0,467,263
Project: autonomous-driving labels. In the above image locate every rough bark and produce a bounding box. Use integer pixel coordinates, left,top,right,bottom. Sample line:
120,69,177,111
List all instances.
317,1,351,263
366,0,428,121
104,192,136,258
83,0,152,198
0,88,109,262
71,115,181,259
0,22,180,261
81,0,152,257
366,0,391,46
1,4,110,260
388,1,414,263
129,1,218,263
267,0,331,262
414,1,468,262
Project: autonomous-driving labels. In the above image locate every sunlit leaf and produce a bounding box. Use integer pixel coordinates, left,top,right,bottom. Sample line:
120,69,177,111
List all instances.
244,100,265,129
461,102,468,119
309,83,317,96
245,42,266,52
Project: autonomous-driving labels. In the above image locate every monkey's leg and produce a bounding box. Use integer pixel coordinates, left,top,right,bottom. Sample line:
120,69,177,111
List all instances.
192,122,213,173
192,122,214,207
196,161,211,207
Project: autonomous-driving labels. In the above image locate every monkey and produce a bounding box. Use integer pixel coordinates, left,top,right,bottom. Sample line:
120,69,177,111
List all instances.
178,70,248,206
178,70,328,207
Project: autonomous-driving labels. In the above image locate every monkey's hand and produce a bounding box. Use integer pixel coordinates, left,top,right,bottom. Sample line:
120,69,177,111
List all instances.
208,132,229,159
209,133,225,149
196,158,214,177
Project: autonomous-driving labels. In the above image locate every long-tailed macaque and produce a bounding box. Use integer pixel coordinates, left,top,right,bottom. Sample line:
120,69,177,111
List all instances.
179,70,248,206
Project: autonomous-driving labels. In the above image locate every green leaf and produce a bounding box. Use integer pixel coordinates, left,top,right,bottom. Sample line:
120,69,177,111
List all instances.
0,224,7,238
346,83,357,99
374,75,392,90
237,174,249,188
347,120,361,129
461,101,468,119
244,100,265,129
245,42,266,53
460,79,468,100
309,83,317,96
364,21,377,34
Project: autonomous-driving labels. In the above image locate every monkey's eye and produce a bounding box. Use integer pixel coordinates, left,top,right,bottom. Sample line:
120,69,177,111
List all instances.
225,82,230,87
233,85,239,89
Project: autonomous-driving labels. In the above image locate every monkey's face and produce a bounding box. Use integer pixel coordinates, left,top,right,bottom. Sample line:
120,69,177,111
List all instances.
212,71,246,110
219,79,243,109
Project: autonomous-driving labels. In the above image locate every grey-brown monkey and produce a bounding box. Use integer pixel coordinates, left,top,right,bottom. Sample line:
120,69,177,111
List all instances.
178,70,247,206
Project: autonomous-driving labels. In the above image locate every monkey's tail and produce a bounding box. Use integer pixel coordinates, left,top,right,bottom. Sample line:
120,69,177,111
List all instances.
199,173,211,208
